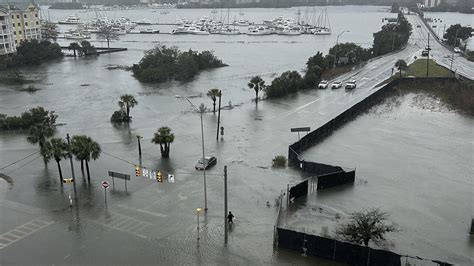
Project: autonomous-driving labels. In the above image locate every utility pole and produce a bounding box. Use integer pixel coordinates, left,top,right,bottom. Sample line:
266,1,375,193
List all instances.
199,105,208,211
224,165,228,243
333,30,349,69
136,135,142,165
216,90,222,141
66,134,77,199
426,33,430,77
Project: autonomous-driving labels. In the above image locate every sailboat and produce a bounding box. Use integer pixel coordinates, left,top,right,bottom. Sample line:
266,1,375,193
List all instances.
313,9,331,35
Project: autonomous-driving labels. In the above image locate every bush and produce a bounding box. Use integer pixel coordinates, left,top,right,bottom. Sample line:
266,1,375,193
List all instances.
0,107,57,131
132,45,225,83
266,71,303,98
110,110,127,123
272,155,287,168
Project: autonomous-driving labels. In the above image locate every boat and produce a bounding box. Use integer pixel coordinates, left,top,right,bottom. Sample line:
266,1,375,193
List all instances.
233,19,252,26
215,27,240,35
171,26,189,34
64,31,89,40
186,27,210,35
313,28,331,35
135,19,152,25
140,29,160,34
247,26,271,36
277,28,302,36
58,15,83,25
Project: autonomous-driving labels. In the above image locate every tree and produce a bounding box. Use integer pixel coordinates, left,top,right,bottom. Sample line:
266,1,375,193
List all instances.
443,24,473,47
79,41,96,57
248,76,265,102
306,51,327,70
42,22,59,42
70,135,101,184
303,65,322,89
151,127,175,158
395,59,408,77
118,94,138,122
27,123,54,164
265,71,302,98
68,42,81,58
207,88,221,113
391,2,400,13
47,138,69,183
96,25,119,49
336,208,398,246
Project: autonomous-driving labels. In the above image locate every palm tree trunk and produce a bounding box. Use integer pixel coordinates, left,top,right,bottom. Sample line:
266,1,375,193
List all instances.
255,89,259,102
399,68,402,78
107,39,110,49
213,100,216,113
56,159,63,183
73,49,76,58
85,160,91,184
81,160,84,173
126,106,130,121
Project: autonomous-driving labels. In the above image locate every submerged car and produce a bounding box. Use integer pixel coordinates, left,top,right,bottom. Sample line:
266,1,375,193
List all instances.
454,47,461,53
318,80,329,89
345,80,357,90
195,156,217,170
421,50,429,56
330,81,342,89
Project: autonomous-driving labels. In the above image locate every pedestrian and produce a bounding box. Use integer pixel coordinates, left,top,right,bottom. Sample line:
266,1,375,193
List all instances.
227,211,234,224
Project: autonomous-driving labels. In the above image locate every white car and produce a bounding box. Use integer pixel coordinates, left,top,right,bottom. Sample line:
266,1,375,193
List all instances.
454,47,461,53
345,80,357,90
330,81,342,89
318,80,329,89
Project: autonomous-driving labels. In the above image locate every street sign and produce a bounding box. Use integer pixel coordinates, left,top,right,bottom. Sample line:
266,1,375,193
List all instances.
290,127,311,132
108,171,130,181
102,181,109,189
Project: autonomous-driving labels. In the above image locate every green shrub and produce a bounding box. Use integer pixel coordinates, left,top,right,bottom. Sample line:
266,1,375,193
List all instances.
272,155,287,168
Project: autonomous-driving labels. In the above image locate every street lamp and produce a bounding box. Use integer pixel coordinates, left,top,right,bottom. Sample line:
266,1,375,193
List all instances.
333,30,349,69
186,98,208,211
196,207,203,240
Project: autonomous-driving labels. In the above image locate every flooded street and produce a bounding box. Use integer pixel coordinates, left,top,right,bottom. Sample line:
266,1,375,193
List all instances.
1,5,473,264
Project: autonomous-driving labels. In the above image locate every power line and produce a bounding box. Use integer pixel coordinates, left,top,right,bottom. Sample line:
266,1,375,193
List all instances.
5,155,42,175
0,151,40,171
101,150,136,166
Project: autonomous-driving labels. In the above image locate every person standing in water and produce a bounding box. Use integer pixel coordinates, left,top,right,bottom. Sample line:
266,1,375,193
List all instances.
227,211,234,224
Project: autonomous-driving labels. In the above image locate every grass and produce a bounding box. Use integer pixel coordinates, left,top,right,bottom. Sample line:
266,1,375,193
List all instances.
404,59,452,77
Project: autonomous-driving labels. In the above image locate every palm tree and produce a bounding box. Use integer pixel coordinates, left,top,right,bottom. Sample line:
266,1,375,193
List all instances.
118,94,138,122
395,59,408,78
248,76,265,103
206,88,221,113
68,42,81,58
71,135,101,183
27,123,54,164
151,127,175,158
48,138,69,183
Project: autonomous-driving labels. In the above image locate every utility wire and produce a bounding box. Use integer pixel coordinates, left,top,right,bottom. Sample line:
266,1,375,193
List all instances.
5,155,42,175
0,151,40,171
101,150,136,166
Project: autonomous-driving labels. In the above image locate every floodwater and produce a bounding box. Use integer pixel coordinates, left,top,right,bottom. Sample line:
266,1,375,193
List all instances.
0,5,472,264
287,92,474,265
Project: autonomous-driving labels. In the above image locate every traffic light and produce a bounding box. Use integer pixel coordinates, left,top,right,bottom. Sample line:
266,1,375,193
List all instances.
63,178,74,184
156,170,162,183
135,165,141,177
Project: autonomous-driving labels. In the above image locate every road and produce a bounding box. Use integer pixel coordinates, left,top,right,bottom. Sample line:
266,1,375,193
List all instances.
406,14,474,79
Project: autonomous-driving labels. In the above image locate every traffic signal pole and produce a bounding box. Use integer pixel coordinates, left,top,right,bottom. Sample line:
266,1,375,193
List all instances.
224,165,228,243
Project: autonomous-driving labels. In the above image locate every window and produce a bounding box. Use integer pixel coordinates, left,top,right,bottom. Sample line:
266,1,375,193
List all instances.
17,15,20,19
35,14,38,18
24,15,27,18
0,16,5,21
36,21,39,25
19,30,22,34
2,26,5,30
25,22,28,26
5,43,9,49
17,23,20,27
11,15,14,19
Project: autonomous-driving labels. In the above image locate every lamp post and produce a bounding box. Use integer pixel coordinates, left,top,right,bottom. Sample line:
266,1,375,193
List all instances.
333,30,349,69
196,207,202,240
186,98,208,211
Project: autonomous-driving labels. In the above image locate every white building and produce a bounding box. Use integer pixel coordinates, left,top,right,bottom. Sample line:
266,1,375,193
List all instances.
0,6,16,56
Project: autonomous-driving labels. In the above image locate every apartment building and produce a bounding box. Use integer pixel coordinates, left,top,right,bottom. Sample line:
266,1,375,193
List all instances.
0,6,16,56
9,3,41,45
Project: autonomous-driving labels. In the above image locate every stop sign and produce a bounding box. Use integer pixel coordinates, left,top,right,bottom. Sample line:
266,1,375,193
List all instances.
102,181,109,189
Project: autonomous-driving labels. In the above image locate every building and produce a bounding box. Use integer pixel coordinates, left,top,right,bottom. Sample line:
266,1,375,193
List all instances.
9,2,41,46
0,6,16,56
423,0,460,8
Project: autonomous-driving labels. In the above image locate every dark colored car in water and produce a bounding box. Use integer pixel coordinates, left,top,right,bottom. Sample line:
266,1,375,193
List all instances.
195,156,217,170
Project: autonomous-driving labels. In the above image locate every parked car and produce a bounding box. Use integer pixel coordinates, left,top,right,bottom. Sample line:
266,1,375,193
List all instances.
195,156,217,170
417,24,421,28
454,47,461,53
345,80,357,90
318,80,329,89
421,50,429,56
330,81,342,89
